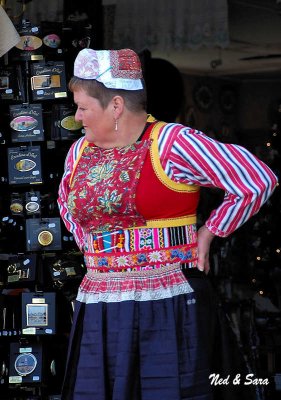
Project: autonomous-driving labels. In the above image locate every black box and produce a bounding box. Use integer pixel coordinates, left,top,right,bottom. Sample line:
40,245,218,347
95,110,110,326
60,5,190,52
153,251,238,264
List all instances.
51,103,83,141
0,65,23,102
30,61,67,101
7,146,43,185
26,218,62,251
25,191,41,215
21,292,56,335
9,341,43,384
6,253,37,287
11,21,43,62
10,103,44,143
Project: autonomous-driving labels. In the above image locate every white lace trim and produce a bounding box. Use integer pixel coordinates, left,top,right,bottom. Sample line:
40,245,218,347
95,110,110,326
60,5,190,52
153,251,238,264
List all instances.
76,281,193,303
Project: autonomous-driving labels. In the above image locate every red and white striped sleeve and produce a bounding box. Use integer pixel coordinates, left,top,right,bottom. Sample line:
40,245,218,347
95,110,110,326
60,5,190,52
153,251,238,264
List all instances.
57,137,87,250
158,123,278,237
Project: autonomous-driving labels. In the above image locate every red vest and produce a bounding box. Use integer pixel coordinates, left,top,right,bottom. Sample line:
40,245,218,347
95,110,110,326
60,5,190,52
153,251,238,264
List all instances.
136,122,200,222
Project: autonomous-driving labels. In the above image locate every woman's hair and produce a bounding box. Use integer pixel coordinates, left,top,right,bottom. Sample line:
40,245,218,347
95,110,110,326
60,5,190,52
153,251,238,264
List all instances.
68,77,147,112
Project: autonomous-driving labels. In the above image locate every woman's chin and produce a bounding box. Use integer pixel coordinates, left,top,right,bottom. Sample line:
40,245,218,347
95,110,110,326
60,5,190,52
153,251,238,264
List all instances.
83,129,95,143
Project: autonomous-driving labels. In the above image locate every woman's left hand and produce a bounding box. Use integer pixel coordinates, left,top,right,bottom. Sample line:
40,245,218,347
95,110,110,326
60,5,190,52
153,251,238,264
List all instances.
196,225,215,274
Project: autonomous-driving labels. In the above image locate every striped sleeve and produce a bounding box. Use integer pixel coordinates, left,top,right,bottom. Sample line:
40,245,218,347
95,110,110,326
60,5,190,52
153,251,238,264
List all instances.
158,123,278,237
57,137,87,250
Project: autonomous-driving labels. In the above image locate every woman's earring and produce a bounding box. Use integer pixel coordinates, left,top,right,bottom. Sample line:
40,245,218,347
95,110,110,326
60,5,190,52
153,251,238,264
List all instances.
115,119,118,132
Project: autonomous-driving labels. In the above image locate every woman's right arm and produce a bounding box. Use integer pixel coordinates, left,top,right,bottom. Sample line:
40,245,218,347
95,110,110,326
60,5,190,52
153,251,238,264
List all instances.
57,139,86,251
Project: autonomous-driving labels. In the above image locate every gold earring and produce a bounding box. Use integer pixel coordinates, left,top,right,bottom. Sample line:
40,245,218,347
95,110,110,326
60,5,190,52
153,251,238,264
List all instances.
115,119,118,132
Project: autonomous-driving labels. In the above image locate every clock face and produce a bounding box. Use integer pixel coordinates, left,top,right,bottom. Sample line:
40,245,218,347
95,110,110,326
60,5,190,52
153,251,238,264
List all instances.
14,353,37,376
193,84,214,112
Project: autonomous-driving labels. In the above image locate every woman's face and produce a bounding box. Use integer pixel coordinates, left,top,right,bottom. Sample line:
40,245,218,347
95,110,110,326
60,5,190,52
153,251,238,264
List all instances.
73,88,112,143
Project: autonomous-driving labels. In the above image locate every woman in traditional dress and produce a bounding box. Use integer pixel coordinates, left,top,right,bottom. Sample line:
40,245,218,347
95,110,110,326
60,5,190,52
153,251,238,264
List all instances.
58,48,278,400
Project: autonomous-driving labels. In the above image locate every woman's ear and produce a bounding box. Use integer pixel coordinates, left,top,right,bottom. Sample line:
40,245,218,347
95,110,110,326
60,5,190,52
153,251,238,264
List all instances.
112,95,124,118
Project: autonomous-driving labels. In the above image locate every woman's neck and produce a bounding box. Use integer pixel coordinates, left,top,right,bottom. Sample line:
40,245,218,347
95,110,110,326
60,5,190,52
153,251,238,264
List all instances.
93,111,148,149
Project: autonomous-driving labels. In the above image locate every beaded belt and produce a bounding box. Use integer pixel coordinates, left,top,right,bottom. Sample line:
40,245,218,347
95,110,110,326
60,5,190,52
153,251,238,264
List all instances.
84,243,197,272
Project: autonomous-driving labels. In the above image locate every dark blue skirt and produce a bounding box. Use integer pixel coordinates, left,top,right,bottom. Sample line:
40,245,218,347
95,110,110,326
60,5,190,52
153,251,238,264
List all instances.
62,272,216,400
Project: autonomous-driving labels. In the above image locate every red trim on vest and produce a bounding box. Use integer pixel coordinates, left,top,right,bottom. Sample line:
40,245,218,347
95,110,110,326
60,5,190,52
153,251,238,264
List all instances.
135,123,200,220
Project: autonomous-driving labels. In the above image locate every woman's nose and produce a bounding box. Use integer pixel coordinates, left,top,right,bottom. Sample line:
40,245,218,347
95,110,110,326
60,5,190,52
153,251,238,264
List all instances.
75,109,81,122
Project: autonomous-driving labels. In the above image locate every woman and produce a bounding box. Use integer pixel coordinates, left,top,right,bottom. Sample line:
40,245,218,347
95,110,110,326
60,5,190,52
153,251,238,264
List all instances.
58,48,278,400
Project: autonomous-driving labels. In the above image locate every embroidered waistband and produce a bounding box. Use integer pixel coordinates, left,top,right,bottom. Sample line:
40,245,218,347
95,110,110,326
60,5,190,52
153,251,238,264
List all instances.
84,243,197,272
134,215,196,229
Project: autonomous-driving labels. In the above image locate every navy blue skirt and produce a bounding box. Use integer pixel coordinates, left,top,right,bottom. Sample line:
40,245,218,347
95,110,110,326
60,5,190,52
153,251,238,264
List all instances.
62,271,216,400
